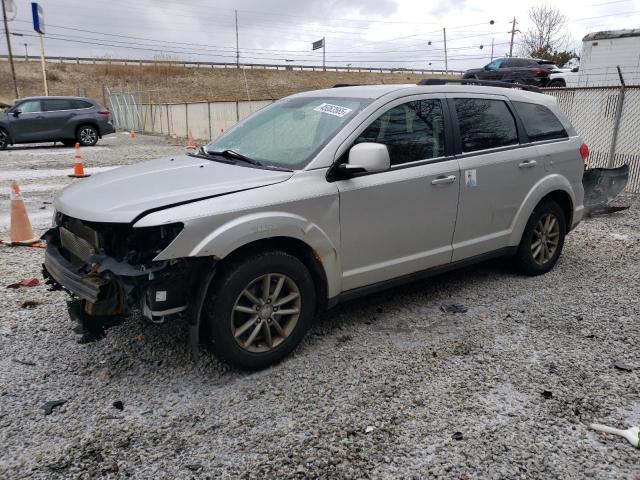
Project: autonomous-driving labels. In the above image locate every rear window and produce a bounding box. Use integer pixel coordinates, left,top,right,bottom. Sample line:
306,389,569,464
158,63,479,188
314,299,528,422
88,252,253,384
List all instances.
44,99,74,111
454,98,518,152
71,100,93,109
512,102,568,142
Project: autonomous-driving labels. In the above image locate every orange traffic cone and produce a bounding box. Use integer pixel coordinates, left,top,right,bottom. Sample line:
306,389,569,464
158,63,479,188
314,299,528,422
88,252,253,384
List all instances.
130,131,137,140
9,180,39,246
68,143,90,178
186,130,196,150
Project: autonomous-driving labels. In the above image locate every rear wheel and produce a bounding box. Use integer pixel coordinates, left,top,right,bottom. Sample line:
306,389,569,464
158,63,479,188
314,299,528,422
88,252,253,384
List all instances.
203,250,316,369
76,125,98,146
0,129,8,150
514,200,566,276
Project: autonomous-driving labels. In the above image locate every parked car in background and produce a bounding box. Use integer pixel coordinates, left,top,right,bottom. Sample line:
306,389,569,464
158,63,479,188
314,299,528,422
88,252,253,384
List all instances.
548,65,580,87
0,96,114,150
44,82,592,369
463,58,558,87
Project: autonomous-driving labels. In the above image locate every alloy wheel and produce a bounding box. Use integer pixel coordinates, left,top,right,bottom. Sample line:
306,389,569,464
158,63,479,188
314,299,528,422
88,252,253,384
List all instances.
0,130,7,149
231,273,301,353
531,213,560,265
80,127,97,145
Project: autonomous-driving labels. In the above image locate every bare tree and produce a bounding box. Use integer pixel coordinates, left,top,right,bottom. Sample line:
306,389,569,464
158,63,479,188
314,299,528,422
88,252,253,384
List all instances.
519,5,570,57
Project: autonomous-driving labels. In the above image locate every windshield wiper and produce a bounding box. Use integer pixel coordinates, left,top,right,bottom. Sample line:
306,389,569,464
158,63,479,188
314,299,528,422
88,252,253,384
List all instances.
204,148,292,171
206,149,263,166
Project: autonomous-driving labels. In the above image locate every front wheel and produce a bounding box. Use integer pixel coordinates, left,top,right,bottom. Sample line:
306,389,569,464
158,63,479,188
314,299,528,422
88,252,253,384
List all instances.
203,250,316,369
0,129,8,150
76,125,99,146
514,200,566,276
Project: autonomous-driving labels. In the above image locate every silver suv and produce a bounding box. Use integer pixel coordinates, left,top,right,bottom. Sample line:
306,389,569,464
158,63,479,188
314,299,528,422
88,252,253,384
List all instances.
44,83,587,369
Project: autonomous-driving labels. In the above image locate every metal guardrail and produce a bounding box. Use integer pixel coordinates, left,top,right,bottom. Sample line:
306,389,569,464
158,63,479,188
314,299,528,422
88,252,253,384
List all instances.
0,56,464,75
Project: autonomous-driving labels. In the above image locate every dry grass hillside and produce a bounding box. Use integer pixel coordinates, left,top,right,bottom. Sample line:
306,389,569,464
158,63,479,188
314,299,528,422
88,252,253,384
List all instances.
0,60,451,103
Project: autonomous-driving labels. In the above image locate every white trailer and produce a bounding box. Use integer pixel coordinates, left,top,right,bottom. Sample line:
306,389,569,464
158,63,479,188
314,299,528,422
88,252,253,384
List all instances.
570,29,640,86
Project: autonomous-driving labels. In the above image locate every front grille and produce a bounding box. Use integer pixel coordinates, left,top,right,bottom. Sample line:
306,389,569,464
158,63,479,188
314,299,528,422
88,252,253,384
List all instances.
59,226,95,263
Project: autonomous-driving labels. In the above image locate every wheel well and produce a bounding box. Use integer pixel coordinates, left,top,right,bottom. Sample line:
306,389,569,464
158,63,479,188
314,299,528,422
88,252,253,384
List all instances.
75,123,99,137
540,190,573,231
215,237,329,309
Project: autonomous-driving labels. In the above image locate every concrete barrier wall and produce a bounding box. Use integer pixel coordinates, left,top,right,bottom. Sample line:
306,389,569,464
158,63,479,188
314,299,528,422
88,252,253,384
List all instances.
138,100,275,141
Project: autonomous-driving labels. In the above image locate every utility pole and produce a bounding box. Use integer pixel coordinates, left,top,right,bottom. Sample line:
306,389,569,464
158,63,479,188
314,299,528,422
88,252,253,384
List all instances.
443,28,448,74
490,38,494,61
322,37,326,71
1,0,19,98
235,9,239,69
38,32,47,95
508,17,517,57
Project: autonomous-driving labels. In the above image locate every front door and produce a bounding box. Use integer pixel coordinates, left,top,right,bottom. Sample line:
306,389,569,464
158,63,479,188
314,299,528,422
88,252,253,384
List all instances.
336,97,460,291
9,100,46,142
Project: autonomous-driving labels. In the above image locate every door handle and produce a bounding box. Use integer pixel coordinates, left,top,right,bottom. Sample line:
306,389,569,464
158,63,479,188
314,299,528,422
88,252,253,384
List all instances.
519,160,537,169
431,175,457,185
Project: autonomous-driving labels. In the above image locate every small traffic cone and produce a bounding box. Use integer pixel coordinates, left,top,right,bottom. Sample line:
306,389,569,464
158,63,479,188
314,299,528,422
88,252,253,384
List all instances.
68,143,90,178
9,180,39,246
130,131,137,140
186,130,196,150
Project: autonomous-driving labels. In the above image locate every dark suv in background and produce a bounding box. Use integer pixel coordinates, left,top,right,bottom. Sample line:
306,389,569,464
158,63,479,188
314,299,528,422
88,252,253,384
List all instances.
0,96,115,150
463,58,559,87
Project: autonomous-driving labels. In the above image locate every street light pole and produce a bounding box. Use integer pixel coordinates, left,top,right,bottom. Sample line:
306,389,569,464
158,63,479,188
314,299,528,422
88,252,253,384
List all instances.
1,0,19,98
442,28,448,75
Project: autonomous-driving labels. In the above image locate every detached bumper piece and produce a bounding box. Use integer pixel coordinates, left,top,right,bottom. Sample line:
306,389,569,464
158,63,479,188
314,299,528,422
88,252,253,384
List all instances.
583,164,630,215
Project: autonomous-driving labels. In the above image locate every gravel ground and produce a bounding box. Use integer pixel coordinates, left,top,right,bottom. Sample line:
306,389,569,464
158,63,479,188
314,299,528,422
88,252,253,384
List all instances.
1,136,639,479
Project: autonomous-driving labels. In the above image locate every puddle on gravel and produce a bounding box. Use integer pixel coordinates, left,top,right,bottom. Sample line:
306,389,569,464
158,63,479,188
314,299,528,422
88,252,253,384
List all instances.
0,166,118,181
0,146,111,157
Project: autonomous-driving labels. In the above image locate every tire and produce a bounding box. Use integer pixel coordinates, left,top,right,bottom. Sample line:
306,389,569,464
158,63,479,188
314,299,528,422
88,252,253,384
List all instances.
203,250,317,369
514,200,566,276
76,125,99,146
0,129,8,150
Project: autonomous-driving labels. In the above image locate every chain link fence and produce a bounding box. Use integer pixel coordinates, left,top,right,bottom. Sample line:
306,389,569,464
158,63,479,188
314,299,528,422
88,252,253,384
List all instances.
544,86,640,192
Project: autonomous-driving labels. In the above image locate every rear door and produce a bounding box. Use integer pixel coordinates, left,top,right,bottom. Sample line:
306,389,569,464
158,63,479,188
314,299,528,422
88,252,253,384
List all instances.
42,99,76,139
9,100,45,142
335,95,460,291
448,93,543,261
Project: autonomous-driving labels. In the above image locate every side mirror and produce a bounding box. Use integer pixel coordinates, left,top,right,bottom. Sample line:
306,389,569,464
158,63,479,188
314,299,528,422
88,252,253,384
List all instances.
12,109,21,117
345,142,390,173
571,66,579,73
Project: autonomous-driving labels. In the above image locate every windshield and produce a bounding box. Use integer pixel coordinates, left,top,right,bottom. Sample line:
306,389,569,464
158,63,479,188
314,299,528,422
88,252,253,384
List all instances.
205,96,370,169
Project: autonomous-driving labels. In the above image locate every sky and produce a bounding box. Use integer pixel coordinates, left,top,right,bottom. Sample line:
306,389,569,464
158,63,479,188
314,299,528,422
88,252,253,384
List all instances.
1,0,640,71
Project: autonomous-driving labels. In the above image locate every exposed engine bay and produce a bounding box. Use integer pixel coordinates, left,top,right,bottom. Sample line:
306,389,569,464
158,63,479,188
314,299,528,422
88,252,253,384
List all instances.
42,213,208,342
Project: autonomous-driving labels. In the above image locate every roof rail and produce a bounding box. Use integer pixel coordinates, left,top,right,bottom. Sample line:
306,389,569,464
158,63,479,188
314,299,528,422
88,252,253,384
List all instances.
417,78,542,93
332,83,361,88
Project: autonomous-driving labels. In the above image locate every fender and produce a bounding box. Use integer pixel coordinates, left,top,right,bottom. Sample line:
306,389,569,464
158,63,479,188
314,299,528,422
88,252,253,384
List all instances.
508,173,576,246
155,211,342,298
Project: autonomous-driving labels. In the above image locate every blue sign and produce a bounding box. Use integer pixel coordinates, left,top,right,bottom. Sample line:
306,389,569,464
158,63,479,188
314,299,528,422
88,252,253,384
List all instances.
31,2,45,34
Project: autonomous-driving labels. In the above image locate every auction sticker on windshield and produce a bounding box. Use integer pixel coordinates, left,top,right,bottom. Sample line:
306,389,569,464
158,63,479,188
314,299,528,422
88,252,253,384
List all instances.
313,103,353,117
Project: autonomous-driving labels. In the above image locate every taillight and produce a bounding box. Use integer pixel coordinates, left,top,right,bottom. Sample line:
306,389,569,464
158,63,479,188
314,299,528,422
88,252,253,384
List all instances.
97,109,110,115
531,68,549,77
579,143,589,163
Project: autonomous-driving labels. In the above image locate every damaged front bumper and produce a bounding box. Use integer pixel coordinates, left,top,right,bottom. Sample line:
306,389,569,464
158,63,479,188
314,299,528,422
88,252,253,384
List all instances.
42,224,200,341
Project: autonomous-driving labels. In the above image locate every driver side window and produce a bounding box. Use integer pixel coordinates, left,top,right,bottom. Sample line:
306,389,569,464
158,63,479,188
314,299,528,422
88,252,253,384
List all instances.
17,100,42,113
354,99,445,166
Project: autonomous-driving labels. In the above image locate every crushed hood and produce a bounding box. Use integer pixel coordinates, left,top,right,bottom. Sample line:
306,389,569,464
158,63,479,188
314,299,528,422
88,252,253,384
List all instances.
54,155,294,223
